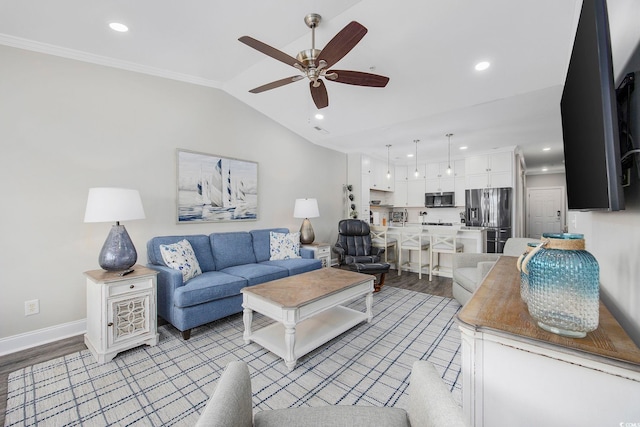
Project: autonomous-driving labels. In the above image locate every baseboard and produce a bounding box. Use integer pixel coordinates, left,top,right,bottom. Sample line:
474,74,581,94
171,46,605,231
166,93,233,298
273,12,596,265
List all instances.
0,319,86,356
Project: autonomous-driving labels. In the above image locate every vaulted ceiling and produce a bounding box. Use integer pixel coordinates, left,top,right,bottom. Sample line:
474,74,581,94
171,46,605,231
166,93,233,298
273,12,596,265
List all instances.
1,0,592,173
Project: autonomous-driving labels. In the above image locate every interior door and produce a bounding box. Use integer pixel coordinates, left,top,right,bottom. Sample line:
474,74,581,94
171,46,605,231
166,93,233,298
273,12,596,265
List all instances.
526,187,564,238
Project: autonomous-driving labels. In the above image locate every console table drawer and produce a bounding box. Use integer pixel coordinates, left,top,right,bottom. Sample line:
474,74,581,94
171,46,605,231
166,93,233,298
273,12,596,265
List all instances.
108,278,153,297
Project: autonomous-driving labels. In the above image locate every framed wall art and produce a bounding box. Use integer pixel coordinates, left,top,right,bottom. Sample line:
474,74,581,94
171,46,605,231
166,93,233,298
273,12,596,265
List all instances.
176,149,258,223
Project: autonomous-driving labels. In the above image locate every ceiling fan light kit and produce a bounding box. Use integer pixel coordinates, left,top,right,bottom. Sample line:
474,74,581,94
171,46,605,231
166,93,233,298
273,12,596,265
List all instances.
239,13,389,109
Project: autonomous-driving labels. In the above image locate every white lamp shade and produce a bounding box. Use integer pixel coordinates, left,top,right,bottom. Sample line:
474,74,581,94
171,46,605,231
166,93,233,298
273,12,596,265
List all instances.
84,188,146,223
293,198,319,218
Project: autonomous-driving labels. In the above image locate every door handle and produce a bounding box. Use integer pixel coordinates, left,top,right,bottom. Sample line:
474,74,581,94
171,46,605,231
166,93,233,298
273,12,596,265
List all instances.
557,210,561,218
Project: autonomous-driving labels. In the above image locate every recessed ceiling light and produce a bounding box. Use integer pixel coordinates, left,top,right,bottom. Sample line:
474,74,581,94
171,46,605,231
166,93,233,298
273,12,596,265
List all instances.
542,147,551,151
542,167,549,172
475,61,490,71
315,113,324,120
407,154,414,158
459,146,468,150
109,22,129,32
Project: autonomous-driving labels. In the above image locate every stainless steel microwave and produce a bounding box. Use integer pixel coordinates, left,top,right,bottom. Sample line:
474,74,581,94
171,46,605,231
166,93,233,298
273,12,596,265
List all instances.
425,192,455,208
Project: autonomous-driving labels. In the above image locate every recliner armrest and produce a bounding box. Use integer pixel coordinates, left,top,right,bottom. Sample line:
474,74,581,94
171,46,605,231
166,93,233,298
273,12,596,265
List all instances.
332,243,346,265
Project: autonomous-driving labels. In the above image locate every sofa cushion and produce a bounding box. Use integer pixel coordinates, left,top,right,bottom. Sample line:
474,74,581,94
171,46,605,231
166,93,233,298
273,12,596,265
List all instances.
210,232,257,270
250,228,290,262
173,271,248,308
159,239,202,282
148,235,215,272
259,258,322,276
269,231,301,260
254,406,410,427
454,266,478,294
220,263,288,286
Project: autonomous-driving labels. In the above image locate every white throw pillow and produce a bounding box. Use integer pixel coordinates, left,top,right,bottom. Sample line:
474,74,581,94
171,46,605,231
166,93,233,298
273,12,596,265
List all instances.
160,239,202,282
269,232,301,260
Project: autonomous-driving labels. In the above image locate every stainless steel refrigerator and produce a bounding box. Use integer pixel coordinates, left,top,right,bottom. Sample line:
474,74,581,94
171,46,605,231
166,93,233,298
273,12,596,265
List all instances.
465,187,512,253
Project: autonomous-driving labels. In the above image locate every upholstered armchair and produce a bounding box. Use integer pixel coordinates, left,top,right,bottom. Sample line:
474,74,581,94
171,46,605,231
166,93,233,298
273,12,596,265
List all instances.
452,237,540,305
195,360,466,427
333,219,390,292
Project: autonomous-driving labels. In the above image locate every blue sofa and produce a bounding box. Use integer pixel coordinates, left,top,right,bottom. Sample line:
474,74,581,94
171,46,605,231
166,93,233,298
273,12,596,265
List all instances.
147,228,322,339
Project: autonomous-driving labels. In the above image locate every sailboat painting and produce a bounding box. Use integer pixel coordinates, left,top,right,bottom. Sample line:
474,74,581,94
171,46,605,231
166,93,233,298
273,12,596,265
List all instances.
177,149,258,223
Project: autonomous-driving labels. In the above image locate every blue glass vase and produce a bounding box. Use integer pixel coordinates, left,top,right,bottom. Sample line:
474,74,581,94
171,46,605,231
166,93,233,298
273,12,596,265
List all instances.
524,233,599,338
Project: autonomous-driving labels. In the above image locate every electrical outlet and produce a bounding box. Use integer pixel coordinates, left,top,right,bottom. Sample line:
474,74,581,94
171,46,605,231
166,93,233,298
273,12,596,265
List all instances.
25,299,39,316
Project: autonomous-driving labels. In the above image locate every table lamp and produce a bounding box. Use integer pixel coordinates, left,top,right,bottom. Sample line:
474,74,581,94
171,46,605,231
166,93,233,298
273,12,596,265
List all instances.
84,187,146,271
293,198,319,244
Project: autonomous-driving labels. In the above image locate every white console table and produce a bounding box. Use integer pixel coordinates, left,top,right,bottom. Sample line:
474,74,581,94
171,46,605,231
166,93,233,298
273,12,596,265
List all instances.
457,256,640,427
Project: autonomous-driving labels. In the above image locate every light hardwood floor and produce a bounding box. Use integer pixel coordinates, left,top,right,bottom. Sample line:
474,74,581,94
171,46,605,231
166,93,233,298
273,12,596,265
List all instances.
0,269,452,425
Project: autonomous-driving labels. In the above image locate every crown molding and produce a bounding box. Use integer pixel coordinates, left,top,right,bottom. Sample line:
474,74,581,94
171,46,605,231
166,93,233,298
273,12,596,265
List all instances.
0,33,221,88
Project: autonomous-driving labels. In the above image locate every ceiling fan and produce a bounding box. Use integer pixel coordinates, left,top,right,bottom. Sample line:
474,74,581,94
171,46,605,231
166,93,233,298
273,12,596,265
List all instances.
238,13,389,109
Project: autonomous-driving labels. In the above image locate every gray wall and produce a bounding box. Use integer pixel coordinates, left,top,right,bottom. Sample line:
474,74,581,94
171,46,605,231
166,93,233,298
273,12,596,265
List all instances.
0,45,346,340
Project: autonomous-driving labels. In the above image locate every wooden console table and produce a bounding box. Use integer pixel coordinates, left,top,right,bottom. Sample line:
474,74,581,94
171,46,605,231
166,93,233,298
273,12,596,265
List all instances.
457,256,640,427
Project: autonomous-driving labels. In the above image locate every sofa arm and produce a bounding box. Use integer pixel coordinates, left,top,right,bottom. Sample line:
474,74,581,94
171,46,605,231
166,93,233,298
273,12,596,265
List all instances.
408,361,465,427
300,247,314,259
195,361,253,427
146,264,184,320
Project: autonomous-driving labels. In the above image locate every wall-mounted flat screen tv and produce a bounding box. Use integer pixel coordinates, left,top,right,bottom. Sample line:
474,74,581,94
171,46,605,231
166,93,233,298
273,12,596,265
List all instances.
560,0,624,211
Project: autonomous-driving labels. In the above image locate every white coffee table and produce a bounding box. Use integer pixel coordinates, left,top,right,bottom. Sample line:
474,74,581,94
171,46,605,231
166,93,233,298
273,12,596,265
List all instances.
241,268,374,370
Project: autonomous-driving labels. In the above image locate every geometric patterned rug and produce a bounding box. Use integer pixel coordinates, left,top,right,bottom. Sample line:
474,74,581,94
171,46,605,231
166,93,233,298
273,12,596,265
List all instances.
4,286,462,426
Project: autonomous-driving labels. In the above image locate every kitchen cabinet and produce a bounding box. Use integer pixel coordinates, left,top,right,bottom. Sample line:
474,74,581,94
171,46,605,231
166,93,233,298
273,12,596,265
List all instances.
425,161,455,193
395,167,426,207
407,179,426,206
360,172,371,220
455,176,466,206
465,152,513,189
395,165,408,181
394,179,408,206
364,155,394,192
408,163,427,180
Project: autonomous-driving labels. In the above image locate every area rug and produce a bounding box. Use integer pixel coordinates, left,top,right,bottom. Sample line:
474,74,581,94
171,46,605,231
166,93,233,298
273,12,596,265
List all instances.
5,286,462,426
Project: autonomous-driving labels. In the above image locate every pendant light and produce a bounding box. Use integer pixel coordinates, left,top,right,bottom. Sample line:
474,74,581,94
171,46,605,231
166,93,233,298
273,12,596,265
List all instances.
386,144,392,179
446,133,453,175
414,139,420,177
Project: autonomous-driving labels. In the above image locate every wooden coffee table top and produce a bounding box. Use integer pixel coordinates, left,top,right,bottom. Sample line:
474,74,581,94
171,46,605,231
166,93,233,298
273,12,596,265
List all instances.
242,267,373,308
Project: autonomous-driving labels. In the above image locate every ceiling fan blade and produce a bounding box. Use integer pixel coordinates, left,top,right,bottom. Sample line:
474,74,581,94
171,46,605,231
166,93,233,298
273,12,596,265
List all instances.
310,80,329,109
249,76,304,93
326,70,389,87
318,21,368,68
238,36,304,69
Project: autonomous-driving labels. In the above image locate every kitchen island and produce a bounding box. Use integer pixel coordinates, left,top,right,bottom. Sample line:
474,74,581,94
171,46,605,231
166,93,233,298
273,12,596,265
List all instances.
386,223,487,275
388,223,487,253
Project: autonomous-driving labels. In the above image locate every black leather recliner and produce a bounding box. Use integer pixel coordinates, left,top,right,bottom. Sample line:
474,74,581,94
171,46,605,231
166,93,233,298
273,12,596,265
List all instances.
333,219,390,292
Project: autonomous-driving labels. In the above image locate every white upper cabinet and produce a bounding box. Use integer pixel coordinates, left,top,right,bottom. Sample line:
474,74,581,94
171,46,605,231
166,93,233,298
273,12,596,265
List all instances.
395,165,408,181
465,151,514,189
425,161,454,193
364,155,394,192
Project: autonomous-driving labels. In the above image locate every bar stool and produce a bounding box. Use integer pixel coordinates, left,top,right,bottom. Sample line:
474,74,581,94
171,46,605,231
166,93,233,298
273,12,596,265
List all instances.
370,225,397,266
398,227,430,279
427,226,464,281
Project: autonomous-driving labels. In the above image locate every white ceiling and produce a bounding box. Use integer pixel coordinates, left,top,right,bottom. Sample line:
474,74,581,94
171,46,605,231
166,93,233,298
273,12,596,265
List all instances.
0,0,588,173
